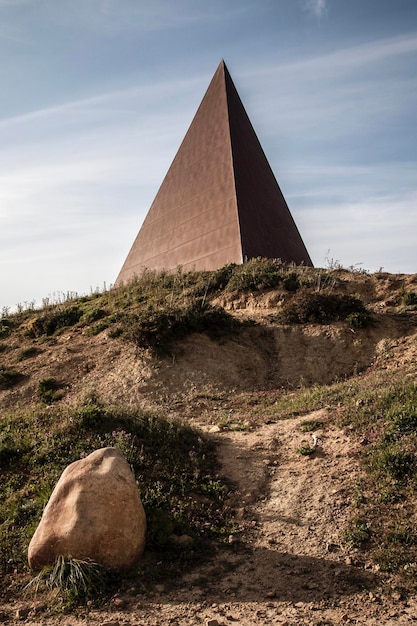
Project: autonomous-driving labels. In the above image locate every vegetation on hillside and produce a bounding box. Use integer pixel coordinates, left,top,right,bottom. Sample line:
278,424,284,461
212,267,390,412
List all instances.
0,259,417,606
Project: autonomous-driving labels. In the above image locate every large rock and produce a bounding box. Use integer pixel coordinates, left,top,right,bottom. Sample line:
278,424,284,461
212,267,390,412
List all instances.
28,447,146,571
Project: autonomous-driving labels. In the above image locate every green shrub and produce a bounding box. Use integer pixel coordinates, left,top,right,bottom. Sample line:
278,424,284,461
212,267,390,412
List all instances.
343,518,371,548
0,319,12,338
226,258,285,292
372,447,415,483
278,292,371,325
129,302,238,355
86,321,109,336
403,291,417,306
37,378,64,404
299,419,323,432
17,346,41,361
27,306,83,337
345,310,373,328
0,367,24,390
297,444,314,456
82,308,108,324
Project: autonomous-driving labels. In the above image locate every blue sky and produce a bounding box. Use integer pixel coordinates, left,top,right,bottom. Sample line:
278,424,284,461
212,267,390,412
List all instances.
1,0,416,309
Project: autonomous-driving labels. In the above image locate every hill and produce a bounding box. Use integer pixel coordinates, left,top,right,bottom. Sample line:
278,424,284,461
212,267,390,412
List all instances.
1,259,417,625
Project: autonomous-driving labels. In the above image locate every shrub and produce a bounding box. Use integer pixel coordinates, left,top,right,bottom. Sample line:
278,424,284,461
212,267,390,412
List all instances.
299,419,323,432
82,308,108,324
372,447,415,483
0,319,12,338
345,311,372,328
226,258,285,292
343,518,371,548
27,306,83,337
403,291,417,306
297,444,314,456
278,292,371,325
86,321,109,336
17,346,41,361
0,367,24,390
37,378,64,404
129,302,237,355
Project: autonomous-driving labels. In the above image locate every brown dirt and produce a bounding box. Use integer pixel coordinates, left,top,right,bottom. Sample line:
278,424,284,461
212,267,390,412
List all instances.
1,271,417,624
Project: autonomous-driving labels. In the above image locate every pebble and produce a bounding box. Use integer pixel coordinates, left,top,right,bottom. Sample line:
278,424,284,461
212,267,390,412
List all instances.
15,608,29,620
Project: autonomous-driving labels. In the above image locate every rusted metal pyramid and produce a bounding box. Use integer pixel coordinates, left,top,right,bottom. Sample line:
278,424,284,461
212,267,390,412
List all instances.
116,60,312,285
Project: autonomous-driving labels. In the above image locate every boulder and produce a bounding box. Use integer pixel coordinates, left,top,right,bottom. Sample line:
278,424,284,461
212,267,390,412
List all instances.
28,447,146,572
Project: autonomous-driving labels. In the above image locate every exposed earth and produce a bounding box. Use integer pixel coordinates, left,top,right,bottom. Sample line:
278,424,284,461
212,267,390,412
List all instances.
1,269,417,625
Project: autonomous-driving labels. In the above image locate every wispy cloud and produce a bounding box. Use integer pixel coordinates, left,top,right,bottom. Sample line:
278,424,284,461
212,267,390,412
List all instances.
304,0,328,20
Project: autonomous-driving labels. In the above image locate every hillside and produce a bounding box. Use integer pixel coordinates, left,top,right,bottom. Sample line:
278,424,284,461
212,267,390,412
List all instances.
1,260,417,625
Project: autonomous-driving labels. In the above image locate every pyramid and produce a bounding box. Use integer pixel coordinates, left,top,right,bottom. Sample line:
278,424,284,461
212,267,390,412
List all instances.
115,60,312,285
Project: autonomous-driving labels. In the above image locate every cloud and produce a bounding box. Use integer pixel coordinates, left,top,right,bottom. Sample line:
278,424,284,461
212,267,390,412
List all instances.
304,0,328,19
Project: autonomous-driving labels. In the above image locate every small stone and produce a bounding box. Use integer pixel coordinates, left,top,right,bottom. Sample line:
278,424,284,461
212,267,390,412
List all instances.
209,425,221,433
206,620,220,626
326,542,340,553
175,534,194,545
15,608,29,621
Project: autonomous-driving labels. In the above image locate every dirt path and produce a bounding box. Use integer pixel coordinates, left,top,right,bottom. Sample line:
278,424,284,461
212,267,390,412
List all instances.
13,409,417,625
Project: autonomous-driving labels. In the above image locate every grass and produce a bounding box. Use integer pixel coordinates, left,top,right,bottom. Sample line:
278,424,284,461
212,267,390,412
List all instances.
0,367,24,389
37,377,65,404
0,397,234,603
26,556,109,605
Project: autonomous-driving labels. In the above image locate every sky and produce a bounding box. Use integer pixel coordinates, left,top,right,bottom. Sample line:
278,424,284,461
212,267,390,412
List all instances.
1,0,416,310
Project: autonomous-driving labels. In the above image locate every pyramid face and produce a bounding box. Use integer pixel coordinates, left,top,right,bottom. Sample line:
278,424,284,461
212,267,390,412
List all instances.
116,61,312,286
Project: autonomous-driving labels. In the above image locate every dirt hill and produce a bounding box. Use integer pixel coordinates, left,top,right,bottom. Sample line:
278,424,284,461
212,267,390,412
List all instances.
1,263,417,625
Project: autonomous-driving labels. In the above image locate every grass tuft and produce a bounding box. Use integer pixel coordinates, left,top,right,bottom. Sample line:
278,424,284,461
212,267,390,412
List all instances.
26,555,110,606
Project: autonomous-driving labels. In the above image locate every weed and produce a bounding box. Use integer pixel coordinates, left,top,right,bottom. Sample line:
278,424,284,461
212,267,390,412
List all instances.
17,346,41,361
299,419,323,432
0,367,24,389
403,291,417,307
82,307,108,324
0,318,12,338
86,321,109,336
345,311,373,329
343,518,371,548
217,415,250,431
26,306,83,337
371,447,415,483
297,444,314,456
26,555,110,605
37,378,65,404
